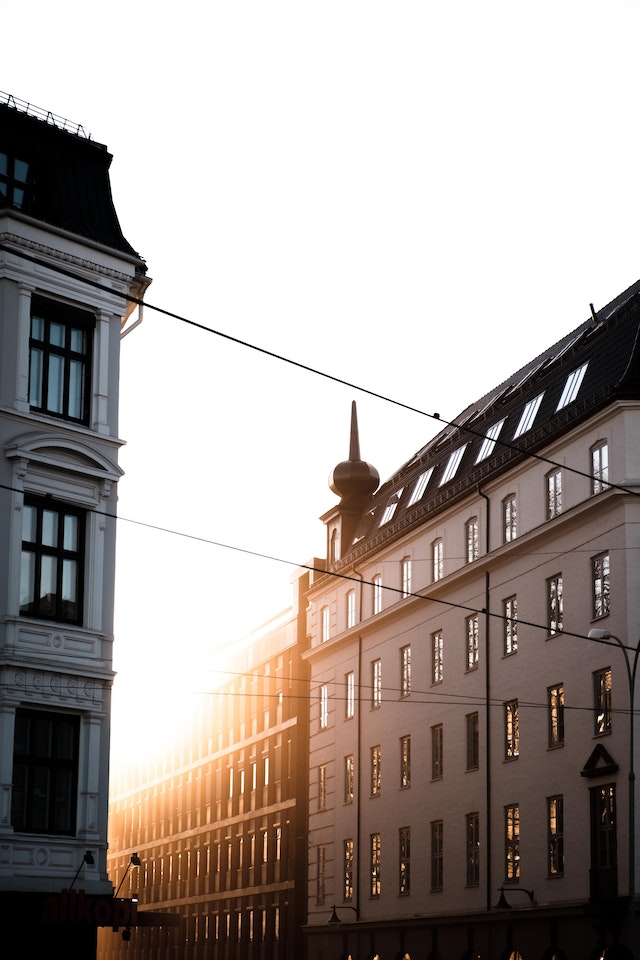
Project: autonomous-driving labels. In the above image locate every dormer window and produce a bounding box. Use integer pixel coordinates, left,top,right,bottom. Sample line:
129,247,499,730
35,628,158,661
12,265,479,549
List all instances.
556,363,588,410
379,488,404,527
475,419,506,463
407,468,433,506
439,445,468,485
513,393,544,439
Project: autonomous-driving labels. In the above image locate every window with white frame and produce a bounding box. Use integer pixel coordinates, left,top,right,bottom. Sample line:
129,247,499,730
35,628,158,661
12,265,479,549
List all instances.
546,469,563,519
432,538,444,582
465,517,479,563
432,630,444,684
475,418,506,462
592,552,610,619
320,606,330,643
547,574,563,635
373,574,383,615
440,444,467,485
319,685,328,729
346,590,356,628
591,441,609,495
503,494,517,542
407,468,434,506
556,362,588,410
513,392,544,438
401,557,412,598
345,671,355,720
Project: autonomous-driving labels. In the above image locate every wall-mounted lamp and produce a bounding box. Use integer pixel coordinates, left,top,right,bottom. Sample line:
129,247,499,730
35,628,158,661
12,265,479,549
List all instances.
327,904,359,923
69,850,95,891
494,886,535,909
115,853,142,898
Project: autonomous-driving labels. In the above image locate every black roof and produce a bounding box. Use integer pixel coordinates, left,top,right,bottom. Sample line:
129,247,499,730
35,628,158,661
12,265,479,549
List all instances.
332,279,640,568
0,101,143,264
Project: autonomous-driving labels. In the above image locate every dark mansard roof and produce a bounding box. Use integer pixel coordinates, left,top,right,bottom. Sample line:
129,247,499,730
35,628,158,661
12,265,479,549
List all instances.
330,278,640,569
0,98,144,265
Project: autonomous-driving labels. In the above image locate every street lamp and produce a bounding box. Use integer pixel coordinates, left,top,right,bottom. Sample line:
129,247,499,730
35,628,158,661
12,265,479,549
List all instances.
68,850,95,891
494,886,535,909
327,904,359,923
588,628,640,959
115,853,142,897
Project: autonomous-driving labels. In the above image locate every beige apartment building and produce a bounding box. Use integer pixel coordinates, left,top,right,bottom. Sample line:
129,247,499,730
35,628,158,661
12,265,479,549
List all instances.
303,283,640,959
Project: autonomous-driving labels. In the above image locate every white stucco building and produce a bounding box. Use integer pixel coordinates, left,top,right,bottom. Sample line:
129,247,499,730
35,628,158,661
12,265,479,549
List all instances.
303,283,640,959
0,93,148,955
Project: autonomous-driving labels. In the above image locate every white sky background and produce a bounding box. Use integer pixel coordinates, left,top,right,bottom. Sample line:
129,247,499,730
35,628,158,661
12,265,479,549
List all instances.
5,0,640,757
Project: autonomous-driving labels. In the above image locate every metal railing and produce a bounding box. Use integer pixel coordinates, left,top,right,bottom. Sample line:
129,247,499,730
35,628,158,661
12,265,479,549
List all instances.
0,91,91,139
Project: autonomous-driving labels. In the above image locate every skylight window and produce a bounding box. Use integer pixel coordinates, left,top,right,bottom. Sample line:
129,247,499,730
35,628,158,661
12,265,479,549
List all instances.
556,362,588,410
475,419,506,463
379,489,404,527
439,444,468,485
407,468,434,506
513,393,544,439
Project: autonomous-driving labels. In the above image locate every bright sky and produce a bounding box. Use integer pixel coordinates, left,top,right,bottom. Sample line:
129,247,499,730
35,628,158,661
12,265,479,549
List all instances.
5,0,640,757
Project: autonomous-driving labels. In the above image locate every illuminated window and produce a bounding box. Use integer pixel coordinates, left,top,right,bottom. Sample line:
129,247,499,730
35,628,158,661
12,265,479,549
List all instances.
371,659,382,708
370,833,381,896
547,574,563,635
466,614,479,671
432,538,444,581
592,552,610,619
594,668,612,735
548,684,565,747
346,590,356,628
400,734,411,788
345,672,355,720
319,685,328,729
401,557,412,598
321,606,330,642
400,645,411,697
505,804,520,880
432,630,443,684
318,765,327,810
505,700,519,759
344,839,354,900
591,441,609,494
503,494,517,542
344,755,354,803
504,596,518,654
466,517,479,563
371,745,381,796
399,826,410,894
548,795,564,876
546,469,563,519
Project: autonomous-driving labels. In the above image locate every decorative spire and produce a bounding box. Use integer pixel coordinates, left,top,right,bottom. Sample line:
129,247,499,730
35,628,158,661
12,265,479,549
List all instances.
329,401,379,503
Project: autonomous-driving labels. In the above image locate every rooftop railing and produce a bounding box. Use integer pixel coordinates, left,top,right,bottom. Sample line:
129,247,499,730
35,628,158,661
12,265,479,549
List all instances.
0,91,91,139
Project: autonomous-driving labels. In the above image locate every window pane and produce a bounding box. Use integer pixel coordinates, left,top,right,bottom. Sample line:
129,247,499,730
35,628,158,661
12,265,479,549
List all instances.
28,348,43,407
61,559,77,604
41,510,58,548
40,556,57,607
46,354,65,413
19,551,35,611
49,321,65,348
22,505,37,543
63,514,78,552
69,327,85,353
